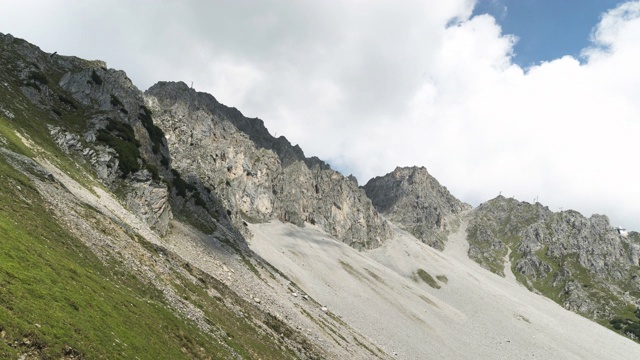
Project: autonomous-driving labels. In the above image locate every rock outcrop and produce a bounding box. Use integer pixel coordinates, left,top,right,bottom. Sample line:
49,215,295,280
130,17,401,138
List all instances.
145,81,391,249
1,33,173,235
363,166,471,249
467,195,640,320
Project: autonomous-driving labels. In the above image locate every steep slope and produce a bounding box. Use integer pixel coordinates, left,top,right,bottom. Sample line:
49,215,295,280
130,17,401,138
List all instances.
363,166,471,249
145,81,391,250
248,216,640,359
4,31,640,359
467,196,640,340
0,138,317,359
0,33,386,359
0,32,174,236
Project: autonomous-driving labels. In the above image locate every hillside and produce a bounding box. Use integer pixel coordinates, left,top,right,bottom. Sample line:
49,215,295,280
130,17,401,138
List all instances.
0,32,366,359
466,196,640,340
1,32,640,359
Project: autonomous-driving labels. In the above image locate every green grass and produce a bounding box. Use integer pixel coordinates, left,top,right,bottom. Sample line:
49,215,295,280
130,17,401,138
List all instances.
162,256,303,359
416,269,440,289
0,150,314,359
0,118,34,158
0,156,228,359
0,38,327,358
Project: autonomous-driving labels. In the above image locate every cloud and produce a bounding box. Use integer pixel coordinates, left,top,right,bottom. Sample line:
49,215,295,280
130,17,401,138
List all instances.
1,0,640,229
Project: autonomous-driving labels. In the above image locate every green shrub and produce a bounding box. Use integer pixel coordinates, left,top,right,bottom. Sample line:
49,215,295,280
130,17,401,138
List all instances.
627,323,640,338
110,94,128,114
610,316,640,337
416,269,441,289
146,164,159,181
23,81,41,91
28,71,48,85
96,119,141,177
105,119,139,146
171,170,188,197
57,95,77,110
110,94,124,108
138,106,165,154
192,192,207,208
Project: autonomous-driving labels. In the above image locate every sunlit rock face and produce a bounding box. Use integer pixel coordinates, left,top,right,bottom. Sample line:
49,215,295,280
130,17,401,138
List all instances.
145,81,391,249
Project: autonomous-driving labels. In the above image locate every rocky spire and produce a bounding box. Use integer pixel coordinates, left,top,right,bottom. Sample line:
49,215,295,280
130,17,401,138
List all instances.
363,166,471,249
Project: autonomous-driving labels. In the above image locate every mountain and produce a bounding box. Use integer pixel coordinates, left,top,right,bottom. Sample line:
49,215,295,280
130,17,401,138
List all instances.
363,166,471,249
144,81,390,250
1,32,640,359
466,196,640,337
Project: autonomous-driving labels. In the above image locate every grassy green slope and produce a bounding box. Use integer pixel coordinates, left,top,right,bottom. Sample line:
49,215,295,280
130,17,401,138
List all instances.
0,152,223,359
0,35,309,358
0,121,307,359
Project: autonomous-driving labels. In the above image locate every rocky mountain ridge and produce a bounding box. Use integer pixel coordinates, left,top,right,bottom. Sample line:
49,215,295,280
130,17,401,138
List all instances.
145,81,391,250
0,32,386,359
2,31,640,358
467,195,640,338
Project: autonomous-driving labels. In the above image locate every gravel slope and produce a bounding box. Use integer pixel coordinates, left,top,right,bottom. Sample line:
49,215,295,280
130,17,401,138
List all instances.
248,216,640,359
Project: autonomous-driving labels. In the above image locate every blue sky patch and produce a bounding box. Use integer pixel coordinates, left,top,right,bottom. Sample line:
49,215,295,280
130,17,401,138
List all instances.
473,0,623,67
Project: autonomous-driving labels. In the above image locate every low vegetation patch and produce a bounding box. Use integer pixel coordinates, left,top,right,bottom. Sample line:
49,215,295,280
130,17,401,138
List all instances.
0,155,224,359
170,169,197,197
96,119,140,177
138,105,165,154
610,308,640,340
27,71,48,85
57,95,77,110
416,269,441,289
109,94,128,114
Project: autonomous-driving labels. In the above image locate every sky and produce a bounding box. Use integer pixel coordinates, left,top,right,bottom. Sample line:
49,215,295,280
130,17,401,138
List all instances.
1,1,639,230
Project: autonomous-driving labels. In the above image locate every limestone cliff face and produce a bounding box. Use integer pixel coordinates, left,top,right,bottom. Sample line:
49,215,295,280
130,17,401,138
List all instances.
467,195,640,318
145,81,391,249
363,166,471,249
1,33,172,235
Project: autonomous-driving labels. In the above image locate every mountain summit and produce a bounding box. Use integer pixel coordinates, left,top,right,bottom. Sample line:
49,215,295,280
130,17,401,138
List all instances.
364,166,471,249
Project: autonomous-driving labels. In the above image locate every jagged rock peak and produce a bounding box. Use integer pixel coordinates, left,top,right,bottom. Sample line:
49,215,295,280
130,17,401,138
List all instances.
363,166,471,249
146,81,328,169
145,81,392,249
